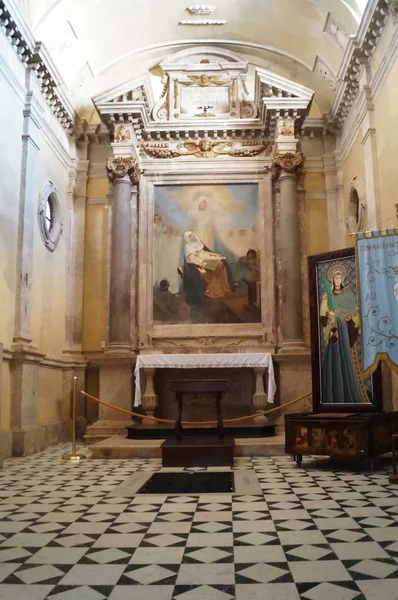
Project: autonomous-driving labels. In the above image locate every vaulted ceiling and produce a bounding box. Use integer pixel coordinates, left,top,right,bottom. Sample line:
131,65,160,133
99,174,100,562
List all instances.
16,0,370,119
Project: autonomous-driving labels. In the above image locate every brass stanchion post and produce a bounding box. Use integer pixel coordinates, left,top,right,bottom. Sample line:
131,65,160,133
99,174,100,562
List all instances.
63,376,86,461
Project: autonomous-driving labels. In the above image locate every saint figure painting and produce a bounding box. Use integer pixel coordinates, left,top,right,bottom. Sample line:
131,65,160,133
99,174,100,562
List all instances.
153,184,261,324
316,255,373,405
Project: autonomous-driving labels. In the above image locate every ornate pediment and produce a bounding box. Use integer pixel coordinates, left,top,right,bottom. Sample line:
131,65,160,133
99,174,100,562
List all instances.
152,49,257,122
93,47,314,148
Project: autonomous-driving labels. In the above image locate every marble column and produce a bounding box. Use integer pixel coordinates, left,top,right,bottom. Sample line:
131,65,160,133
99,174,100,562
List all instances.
107,157,140,348
273,152,305,352
87,157,140,441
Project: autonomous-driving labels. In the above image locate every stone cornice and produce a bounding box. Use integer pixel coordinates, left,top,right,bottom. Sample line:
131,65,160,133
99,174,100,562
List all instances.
0,0,75,133
2,346,87,369
331,0,390,127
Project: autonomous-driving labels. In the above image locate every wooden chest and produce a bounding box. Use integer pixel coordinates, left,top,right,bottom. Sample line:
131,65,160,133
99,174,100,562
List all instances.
285,411,398,463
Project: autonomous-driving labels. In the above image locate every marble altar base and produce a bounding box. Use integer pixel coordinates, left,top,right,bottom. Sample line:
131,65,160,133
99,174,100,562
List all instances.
85,361,135,442
274,353,312,434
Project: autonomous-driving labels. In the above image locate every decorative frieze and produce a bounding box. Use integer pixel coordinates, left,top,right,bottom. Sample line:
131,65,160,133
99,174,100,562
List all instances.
140,139,272,159
106,157,141,185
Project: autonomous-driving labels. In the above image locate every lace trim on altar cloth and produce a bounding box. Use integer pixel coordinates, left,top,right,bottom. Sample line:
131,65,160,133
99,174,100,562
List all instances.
133,353,276,407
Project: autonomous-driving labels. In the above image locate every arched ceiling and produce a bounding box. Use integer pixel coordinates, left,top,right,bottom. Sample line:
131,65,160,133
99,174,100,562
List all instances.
17,0,370,118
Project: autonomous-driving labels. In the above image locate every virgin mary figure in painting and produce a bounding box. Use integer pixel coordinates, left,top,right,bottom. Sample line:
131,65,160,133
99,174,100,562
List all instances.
182,231,235,306
320,263,369,404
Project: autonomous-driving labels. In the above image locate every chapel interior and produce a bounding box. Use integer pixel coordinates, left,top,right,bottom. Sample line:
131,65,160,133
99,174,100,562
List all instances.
1,1,398,599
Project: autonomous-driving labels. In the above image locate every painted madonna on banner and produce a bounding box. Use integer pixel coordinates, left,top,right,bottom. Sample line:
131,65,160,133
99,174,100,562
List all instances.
153,184,261,324
309,251,377,408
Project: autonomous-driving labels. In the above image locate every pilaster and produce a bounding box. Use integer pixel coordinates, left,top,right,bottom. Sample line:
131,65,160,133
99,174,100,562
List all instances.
10,71,45,455
64,141,89,357
322,153,346,249
359,82,381,229
13,73,43,347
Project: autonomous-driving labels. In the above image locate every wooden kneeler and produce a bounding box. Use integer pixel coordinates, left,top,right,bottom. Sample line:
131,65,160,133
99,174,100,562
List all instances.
162,379,234,467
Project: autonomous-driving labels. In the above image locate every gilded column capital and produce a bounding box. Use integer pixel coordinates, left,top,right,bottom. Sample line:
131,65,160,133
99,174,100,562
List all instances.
106,157,141,185
272,152,304,179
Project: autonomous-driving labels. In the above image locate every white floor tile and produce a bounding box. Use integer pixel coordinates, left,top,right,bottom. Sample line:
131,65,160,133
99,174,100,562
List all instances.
358,579,398,599
235,583,300,600
0,585,53,600
176,563,234,585
290,560,351,582
27,547,88,564
108,585,174,600
60,564,125,585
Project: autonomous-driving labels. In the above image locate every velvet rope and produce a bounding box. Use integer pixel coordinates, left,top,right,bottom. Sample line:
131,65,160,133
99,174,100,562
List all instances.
80,390,311,426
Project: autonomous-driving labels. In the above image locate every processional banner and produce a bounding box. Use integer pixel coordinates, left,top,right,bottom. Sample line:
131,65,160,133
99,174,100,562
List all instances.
356,229,398,376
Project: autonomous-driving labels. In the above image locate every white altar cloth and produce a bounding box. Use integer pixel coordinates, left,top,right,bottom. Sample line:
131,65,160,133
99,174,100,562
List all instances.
134,353,276,407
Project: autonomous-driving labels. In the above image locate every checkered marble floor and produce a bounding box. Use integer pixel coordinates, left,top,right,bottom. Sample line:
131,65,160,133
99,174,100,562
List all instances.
0,445,397,599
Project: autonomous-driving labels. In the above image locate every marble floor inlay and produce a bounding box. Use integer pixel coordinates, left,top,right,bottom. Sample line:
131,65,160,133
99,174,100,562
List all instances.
0,444,396,599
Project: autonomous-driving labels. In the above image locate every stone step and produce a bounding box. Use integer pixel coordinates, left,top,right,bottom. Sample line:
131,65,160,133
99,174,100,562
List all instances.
89,434,285,459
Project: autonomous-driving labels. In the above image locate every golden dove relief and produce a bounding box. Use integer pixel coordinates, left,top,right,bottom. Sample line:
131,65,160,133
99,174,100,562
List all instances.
179,74,229,87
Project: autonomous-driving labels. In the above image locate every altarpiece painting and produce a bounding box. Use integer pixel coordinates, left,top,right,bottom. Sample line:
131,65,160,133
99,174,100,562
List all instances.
153,183,261,326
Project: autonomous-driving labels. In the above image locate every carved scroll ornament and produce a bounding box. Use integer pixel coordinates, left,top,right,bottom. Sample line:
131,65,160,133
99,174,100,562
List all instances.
106,157,141,184
272,152,304,178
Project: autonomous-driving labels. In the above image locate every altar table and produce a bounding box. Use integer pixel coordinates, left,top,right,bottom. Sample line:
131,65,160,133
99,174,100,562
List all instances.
134,353,276,409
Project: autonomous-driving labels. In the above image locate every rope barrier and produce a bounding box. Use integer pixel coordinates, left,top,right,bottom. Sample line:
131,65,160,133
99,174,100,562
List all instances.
80,390,311,426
